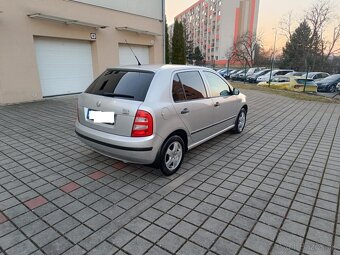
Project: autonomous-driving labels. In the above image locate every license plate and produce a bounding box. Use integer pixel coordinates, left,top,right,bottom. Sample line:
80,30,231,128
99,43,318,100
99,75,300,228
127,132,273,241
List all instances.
88,110,115,124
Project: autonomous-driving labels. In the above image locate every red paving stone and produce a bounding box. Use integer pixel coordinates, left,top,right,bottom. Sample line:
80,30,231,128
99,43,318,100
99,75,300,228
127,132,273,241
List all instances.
24,196,48,210
113,161,127,170
0,212,8,223
61,182,80,193
89,171,106,180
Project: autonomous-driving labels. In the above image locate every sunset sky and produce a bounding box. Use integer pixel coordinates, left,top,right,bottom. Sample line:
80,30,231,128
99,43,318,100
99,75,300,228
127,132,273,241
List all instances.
165,0,338,51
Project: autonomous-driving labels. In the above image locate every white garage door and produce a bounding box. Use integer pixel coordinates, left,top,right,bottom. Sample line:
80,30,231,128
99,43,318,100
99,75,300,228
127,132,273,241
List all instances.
35,37,94,97
119,45,150,66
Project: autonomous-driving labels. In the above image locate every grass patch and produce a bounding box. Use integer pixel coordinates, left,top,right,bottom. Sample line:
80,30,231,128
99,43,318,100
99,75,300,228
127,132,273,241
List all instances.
231,82,340,104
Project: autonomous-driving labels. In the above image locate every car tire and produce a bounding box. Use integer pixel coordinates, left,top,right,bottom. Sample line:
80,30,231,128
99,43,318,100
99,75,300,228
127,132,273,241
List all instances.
329,85,336,93
232,108,247,133
157,135,185,176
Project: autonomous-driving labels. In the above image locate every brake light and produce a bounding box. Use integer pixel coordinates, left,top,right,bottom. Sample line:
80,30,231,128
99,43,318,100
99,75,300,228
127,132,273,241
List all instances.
131,110,153,137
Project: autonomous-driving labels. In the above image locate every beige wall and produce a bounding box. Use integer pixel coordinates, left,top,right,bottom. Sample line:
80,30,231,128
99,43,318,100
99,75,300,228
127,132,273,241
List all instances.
0,0,164,104
73,0,163,20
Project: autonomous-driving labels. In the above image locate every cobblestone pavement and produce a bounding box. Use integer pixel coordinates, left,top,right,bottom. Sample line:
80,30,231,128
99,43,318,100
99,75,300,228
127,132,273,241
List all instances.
317,92,339,99
0,90,339,255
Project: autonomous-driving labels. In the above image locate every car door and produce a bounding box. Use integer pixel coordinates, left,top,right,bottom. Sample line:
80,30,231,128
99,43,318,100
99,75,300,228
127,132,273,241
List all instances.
202,71,240,133
171,71,214,142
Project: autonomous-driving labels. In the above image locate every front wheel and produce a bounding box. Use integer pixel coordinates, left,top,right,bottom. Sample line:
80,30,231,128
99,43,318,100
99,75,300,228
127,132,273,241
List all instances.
232,108,247,133
329,85,336,93
158,136,185,176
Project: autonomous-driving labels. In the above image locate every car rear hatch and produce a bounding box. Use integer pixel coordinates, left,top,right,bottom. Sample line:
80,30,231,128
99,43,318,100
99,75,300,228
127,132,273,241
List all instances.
78,68,154,137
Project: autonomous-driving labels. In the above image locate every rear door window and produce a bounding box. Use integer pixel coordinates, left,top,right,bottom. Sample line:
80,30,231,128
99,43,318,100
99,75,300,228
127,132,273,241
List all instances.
85,69,154,102
177,71,207,100
172,74,186,102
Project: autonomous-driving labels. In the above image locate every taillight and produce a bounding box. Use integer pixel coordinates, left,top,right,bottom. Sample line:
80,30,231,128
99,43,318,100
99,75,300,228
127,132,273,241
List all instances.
131,110,153,137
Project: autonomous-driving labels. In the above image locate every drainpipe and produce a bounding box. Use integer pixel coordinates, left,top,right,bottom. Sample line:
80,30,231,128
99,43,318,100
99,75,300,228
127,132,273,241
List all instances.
162,0,166,64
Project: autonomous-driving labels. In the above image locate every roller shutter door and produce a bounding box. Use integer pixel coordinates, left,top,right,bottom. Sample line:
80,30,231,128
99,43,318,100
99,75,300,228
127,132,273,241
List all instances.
119,45,150,66
35,37,93,97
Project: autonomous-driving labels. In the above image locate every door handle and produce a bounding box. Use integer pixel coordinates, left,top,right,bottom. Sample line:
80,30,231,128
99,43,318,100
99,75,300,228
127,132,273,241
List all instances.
214,102,220,107
181,108,190,114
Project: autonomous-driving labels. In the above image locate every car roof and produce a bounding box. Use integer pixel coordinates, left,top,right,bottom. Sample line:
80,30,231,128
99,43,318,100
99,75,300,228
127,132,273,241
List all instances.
274,69,294,72
111,64,213,73
273,75,290,78
273,75,314,80
307,72,327,75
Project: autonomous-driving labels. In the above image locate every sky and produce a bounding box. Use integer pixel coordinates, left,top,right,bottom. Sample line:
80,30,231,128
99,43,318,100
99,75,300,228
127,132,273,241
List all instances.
165,0,337,51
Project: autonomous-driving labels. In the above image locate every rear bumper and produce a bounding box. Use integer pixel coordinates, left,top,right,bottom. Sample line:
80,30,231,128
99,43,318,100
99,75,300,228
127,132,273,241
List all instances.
75,120,163,164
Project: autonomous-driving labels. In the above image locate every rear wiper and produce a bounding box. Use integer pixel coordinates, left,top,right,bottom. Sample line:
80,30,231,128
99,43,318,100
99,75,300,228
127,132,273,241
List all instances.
102,92,134,98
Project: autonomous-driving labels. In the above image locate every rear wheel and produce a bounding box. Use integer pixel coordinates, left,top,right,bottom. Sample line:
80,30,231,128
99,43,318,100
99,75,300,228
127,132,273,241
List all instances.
232,108,247,133
158,136,184,176
329,85,336,93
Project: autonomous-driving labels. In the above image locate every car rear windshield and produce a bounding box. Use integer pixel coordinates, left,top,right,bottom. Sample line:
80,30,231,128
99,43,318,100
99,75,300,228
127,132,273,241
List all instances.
85,69,155,101
296,79,315,85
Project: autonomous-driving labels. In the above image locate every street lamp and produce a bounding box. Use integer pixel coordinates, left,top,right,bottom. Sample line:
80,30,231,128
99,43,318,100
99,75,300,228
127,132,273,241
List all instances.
268,28,277,87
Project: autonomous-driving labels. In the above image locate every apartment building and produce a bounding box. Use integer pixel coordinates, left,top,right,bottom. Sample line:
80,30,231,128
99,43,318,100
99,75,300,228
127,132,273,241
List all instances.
0,0,165,104
175,0,259,65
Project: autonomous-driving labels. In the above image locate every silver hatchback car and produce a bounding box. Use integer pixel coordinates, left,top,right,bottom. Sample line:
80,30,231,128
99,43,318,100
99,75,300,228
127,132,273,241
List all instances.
75,65,247,175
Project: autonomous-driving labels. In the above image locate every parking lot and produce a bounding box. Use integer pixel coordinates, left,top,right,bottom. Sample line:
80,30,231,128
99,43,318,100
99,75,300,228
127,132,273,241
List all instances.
1,90,340,255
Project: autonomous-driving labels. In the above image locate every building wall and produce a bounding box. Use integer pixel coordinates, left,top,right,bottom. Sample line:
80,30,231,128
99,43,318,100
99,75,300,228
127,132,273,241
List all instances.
174,0,259,66
0,0,164,104
72,0,163,20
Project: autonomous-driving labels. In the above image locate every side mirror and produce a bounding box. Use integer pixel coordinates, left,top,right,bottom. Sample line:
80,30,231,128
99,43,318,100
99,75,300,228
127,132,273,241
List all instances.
220,90,229,96
233,88,240,95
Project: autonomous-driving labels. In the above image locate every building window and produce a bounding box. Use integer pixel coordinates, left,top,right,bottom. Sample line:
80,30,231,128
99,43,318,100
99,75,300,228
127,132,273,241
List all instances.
219,1,221,6
218,10,221,16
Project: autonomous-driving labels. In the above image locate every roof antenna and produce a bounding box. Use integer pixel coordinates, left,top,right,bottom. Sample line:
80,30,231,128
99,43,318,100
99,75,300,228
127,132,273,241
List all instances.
125,39,141,66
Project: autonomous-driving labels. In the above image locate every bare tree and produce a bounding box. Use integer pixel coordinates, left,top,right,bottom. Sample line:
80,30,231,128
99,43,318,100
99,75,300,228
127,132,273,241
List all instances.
305,0,340,67
230,32,263,68
324,20,340,57
279,11,295,41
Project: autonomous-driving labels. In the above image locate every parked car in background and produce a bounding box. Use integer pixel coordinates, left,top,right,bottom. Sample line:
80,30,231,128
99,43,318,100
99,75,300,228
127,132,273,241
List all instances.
285,71,306,77
238,71,248,81
223,69,239,79
218,68,233,77
230,69,246,80
337,82,340,93
301,72,329,82
217,68,227,76
316,74,340,92
247,69,271,83
245,67,266,81
257,69,294,83
257,76,317,93
75,65,247,175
